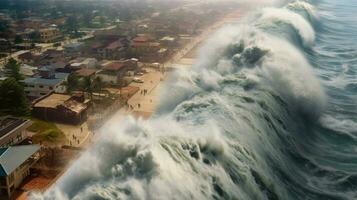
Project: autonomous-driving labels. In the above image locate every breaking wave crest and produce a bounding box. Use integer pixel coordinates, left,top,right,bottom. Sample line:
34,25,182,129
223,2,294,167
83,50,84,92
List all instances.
31,1,347,200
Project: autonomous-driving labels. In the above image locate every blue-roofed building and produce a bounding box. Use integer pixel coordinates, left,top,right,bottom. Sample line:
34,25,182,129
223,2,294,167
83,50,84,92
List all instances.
0,145,40,199
23,69,69,99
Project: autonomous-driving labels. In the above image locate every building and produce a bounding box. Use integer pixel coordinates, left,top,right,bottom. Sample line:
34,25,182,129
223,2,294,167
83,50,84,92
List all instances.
38,28,61,43
90,37,129,60
20,64,37,77
103,40,126,59
0,145,40,199
63,42,84,56
23,68,69,99
96,59,138,86
32,94,88,125
69,57,98,69
0,117,32,148
75,68,98,78
129,36,161,62
17,52,43,65
96,62,126,85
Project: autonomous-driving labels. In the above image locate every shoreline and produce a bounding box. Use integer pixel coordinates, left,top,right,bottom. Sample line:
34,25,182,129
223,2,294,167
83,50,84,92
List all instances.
16,10,244,200
103,10,242,123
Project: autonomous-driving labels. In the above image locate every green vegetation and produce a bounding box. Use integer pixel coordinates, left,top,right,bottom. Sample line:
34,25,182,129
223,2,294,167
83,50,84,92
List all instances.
27,119,66,145
4,58,23,81
65,74,104,99
0,78,29,116
0,59,28,116
14,35,23,44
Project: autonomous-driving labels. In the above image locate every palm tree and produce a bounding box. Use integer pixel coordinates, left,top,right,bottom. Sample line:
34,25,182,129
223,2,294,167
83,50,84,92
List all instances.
79,76,93,100
92,76,104,95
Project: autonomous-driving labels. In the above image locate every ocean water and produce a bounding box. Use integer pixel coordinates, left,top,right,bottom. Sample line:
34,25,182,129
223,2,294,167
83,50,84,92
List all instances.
31,0,357,199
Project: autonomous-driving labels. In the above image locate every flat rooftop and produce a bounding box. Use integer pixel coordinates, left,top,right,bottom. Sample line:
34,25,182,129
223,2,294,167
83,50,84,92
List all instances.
0,117,29,139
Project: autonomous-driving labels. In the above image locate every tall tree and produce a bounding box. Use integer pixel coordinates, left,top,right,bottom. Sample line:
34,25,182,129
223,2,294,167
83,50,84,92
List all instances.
14,35,23,44
79,76,94,100
0,78,29,116
92,76,104,93
65,73,79,93
4,58,23,81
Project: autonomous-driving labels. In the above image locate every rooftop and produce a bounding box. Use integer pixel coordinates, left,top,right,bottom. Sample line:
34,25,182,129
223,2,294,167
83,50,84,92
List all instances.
34,94,71,108
23,73,69,86
34,94,87,113
132,36,149,43
0,117,30,139
62,100,87,113
18,52,34,60
76,68,97,77
106,40,124,50
103,62,125,71
0,145,40,177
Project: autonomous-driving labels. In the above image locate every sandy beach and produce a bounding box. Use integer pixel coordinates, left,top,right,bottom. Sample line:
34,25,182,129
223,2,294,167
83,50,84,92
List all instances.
104,11,243,124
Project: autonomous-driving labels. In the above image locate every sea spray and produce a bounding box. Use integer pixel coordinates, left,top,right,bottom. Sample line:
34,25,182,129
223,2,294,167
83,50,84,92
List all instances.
30,0,343,199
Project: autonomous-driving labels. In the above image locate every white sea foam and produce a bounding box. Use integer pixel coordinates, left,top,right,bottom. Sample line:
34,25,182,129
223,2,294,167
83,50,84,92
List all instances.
30,1,327,199
259,7,316,46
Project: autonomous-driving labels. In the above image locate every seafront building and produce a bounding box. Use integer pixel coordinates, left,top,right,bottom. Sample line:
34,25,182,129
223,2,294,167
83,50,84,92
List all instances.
0,145,41,199
0,117,32,148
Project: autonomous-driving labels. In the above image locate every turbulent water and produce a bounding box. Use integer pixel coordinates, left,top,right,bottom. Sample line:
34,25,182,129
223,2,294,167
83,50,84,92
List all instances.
32,0,357,199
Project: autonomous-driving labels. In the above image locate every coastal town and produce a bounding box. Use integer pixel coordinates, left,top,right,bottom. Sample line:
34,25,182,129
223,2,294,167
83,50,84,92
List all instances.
0,0,240,199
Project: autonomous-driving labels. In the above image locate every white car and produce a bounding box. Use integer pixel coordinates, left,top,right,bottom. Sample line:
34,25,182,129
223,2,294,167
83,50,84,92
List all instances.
133,78,144,83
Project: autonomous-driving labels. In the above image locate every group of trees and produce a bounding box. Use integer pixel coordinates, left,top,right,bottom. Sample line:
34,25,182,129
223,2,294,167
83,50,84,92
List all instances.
0,58,29,116
65,74,104,100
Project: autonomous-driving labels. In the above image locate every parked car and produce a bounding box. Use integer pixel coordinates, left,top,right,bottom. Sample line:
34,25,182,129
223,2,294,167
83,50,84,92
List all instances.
135,72,144,76
133,77,144,83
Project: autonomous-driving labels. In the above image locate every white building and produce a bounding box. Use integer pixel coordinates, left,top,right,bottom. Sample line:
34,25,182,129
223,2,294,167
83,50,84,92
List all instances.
23,67,68,99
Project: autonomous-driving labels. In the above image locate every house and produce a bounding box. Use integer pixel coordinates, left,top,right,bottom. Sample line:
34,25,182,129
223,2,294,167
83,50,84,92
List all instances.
17,52,44,65
75,68,98,78
90,37,129,59
129,36,161,61
23,68,69,99
32,94,88,125
37,49,64,65
96,59,138,86
20,64,37,77
0,117,32,148
0,145,40,199
51,61,68,73
64,42,84,56
96,62,126,85
104,40,126,59
38,28,61,43
69,58,98,69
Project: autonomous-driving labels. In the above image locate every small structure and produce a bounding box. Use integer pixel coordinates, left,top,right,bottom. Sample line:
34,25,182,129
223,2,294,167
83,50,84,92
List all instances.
32,94,88,125
0,117,32,148
18,52,35,64
23,67,69,99
20,64,37,77
38,28,61,43
75,68,97,78
69,57,98,69
64,42,84,56
0,145,40,199
96,60,138,86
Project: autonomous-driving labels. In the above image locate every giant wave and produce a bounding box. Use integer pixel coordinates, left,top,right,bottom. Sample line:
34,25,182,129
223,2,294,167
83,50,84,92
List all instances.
31,0,357,199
